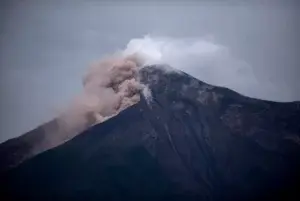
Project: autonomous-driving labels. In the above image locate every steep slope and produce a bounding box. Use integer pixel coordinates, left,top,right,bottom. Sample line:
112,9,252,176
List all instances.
0,119,60,173
1,65,300,201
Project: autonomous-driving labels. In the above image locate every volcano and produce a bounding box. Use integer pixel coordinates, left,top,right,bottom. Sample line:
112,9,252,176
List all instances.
1,65,300,201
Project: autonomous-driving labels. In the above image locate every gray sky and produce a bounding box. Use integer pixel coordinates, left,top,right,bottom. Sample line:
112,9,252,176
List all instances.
0,0,299,142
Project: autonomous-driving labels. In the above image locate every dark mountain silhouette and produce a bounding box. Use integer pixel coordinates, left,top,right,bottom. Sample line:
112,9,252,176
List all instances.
0,119,60,173
1,65,300,201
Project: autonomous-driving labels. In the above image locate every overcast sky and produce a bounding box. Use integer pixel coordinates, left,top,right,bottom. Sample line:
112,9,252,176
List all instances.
0,0,299,142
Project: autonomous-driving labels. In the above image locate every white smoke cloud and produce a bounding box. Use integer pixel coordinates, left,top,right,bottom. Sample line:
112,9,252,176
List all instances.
141,84,153,104
123,35,279,100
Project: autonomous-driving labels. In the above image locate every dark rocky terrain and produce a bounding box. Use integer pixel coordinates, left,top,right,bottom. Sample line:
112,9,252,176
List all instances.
1,65,300,201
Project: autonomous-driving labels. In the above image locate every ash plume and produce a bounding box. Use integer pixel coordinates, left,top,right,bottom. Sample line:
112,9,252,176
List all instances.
55,53,146,142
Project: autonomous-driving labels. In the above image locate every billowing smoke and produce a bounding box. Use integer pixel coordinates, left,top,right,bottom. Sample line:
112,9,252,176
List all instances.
56,53,146,139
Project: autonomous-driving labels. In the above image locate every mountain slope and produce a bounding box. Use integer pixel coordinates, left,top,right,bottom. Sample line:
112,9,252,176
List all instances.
1,65,300,201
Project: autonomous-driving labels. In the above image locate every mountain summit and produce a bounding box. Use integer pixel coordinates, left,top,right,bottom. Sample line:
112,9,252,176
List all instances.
1,65,300,201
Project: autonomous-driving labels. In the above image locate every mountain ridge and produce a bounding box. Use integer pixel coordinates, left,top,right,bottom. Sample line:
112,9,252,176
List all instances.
1,65,300,200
